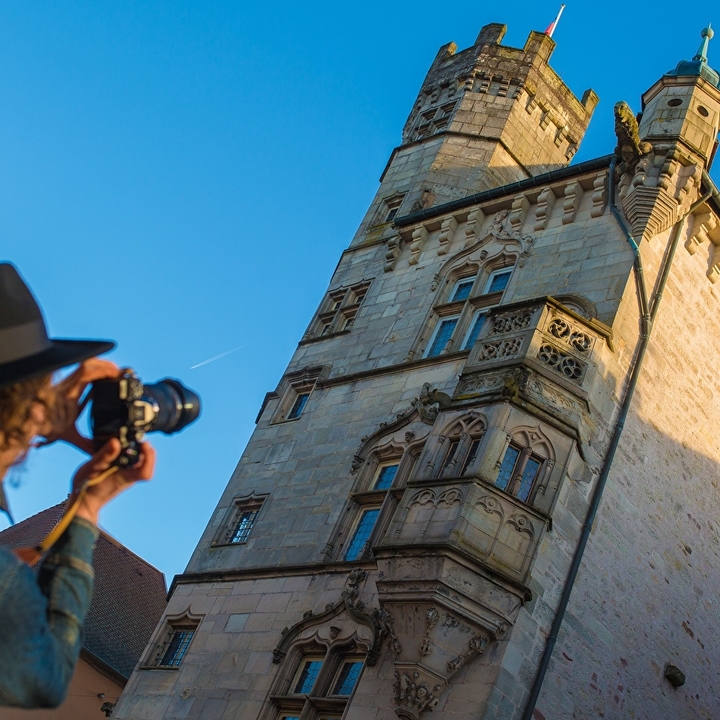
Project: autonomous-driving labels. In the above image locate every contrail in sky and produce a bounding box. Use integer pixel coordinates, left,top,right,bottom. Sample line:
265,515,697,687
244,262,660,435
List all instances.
191,345,247,370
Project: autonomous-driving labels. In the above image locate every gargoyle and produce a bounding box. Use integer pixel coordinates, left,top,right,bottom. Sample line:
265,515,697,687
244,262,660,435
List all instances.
614,101,653,176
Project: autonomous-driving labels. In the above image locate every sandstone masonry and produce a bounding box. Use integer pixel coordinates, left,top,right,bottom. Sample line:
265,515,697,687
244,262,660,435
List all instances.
114,23,720,720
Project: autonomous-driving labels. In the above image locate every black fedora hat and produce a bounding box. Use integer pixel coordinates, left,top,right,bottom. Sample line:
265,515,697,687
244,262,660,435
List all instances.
0,263,115,389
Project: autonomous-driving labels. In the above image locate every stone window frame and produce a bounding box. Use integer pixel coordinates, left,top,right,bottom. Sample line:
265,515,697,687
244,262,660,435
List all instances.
302,281,371,343
382,192,406,223
272,374,321,424
491,425,555,507
415,411,489,482
212,492,269,548
436,415,488,480
419,257,516,359
412,100,458,141
265,636,367,720
140,610,203,671
330,436,425,564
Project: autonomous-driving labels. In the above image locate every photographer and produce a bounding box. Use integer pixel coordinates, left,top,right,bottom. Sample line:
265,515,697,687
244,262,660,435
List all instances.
0,263,155,707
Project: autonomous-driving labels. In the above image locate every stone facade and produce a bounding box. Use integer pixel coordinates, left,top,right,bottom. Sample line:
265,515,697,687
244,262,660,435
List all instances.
114,23,720,720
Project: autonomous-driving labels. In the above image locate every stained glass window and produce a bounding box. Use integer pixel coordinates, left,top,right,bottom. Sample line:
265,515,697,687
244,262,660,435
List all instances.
495,445,520,492
332,661,364,696
426,317,459,357
486,269,512,294
463,312,486,350
230,508,259,544
288,393,310,420
294,660,323,694
451,276,476,302
374,464,399,490
158,627,195,667
344,509,380,561
517,457,541,502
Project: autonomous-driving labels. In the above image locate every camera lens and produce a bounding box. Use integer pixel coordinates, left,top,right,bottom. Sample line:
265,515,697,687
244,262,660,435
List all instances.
142,379,201,434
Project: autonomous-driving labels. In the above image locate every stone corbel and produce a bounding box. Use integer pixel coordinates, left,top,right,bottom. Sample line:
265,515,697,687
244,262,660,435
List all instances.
686,211,717,255
590,171,608,218
409,226,429,265
562,180,583,224
388,603,508,720
509,194,530,233
385,233,403,272
437,217,458,256
464,208,485,247
534,187,556,231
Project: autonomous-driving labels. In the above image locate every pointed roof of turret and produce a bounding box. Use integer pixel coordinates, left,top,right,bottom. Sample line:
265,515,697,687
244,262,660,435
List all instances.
666,26,719,88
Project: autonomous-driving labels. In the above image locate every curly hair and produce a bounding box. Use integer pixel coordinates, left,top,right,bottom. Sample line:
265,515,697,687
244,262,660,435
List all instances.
0,375,57,452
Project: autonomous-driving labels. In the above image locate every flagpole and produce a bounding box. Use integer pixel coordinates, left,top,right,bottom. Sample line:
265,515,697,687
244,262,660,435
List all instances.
545,4,566,38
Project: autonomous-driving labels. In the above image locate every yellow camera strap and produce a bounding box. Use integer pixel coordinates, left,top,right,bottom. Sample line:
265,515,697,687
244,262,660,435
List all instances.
14,466,119,566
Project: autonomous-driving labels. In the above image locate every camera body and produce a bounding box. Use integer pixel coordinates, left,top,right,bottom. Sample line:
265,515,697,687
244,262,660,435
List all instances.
90,371,201,466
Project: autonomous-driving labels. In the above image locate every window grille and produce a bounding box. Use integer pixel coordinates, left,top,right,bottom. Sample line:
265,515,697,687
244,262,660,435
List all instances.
373,464,399,490
154,624,197,668
495,444,543,503
287,393,310,420
230,508,260,544
294,660,324,694
425,316,459,357
344,508,381,561
331,661,364,696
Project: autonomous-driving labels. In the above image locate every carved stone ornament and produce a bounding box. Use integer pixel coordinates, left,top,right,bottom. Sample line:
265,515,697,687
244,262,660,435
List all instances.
272,569,401,667
387,603,506,719
614,101,702,242
614,101,653,176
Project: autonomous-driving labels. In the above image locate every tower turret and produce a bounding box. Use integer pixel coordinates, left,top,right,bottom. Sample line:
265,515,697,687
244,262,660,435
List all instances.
640,26,720,164
617,27,720,241
352,23,598,245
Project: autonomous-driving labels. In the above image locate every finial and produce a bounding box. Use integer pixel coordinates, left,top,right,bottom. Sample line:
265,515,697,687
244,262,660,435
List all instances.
693,24,714,63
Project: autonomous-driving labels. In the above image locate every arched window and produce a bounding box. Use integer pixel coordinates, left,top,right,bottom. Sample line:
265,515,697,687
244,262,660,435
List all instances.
422,258,515,359
494,426,554,505
437,414,487,478
331,422,429,563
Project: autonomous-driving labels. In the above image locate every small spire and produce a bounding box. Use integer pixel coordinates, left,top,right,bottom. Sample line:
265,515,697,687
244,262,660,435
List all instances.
693,24,714,63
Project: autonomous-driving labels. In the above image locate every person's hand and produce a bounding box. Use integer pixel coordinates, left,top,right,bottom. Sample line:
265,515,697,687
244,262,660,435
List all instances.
72,438,155,526
37,359,123,454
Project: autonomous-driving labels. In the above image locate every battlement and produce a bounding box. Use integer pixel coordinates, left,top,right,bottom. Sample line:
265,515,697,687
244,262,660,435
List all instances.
402,23,598,171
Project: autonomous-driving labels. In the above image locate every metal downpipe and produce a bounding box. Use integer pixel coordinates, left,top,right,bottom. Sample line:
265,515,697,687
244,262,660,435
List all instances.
520,158,711,720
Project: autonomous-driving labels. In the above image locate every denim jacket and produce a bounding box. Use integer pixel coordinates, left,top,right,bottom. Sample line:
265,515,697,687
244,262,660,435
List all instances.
0,517,98,707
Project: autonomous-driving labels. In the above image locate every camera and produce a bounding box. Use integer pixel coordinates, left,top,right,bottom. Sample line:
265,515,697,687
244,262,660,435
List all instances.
90,371,201,466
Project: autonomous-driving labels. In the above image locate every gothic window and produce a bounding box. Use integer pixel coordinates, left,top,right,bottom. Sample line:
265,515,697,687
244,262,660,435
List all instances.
142,612,203,670
495,445,544,503
493,427,554,505
422,263,514,358
214,494,267,546
436,415,487,479
305,281,371,341
384,194,405,222
344,508,381,561
269,645,365,720
273,376,320,423
331,429,426,563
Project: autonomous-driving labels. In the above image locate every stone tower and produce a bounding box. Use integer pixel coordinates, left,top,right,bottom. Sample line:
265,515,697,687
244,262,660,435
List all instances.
115,24,720,720
353,23,598,242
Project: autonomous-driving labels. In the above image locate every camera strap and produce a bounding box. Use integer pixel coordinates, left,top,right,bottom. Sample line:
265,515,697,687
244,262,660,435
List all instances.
13,466,119,566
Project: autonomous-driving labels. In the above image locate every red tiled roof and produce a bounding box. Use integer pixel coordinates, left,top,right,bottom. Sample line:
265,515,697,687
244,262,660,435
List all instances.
0,504,167,679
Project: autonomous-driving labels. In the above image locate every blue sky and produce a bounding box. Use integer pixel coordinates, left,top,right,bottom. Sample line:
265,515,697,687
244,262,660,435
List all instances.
1,1,717,582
